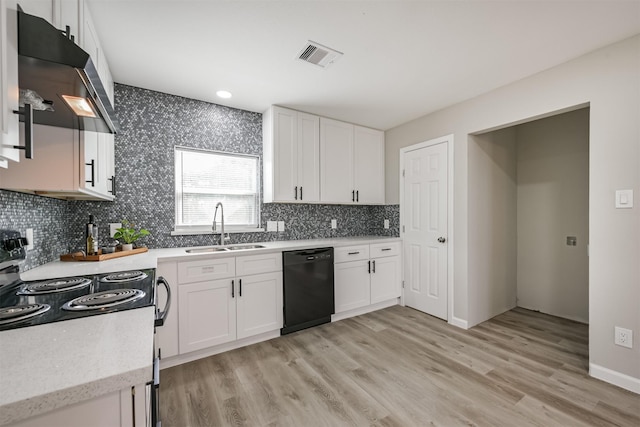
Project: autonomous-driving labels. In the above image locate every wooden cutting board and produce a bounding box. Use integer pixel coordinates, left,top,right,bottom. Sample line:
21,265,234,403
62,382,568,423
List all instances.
60,247,148,262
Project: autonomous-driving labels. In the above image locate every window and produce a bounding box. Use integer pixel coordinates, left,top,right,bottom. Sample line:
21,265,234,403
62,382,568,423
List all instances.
175,147,260,232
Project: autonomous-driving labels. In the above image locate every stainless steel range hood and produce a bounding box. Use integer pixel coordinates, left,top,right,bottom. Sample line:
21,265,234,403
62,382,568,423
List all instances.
17,9,118,134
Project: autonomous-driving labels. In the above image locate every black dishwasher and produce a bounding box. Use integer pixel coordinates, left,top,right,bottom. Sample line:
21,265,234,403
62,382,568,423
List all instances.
281,247,334,335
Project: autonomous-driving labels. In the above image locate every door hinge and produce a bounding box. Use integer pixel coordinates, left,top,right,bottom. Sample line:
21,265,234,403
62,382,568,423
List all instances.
402,169,405,177
402,280,405,288
402,225,405,233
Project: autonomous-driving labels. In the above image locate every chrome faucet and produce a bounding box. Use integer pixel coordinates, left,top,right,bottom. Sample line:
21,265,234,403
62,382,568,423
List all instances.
212,202,230,246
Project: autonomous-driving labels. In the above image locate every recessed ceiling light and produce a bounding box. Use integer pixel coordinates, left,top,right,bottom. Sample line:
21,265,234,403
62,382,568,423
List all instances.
216,90,232,99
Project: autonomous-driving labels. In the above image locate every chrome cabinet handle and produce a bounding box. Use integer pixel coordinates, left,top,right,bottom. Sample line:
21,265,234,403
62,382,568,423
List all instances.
372,260,376,273
231,279,235,298
348,251,360,255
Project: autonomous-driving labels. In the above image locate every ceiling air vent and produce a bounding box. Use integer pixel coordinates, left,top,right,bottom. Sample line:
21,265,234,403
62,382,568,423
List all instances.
297,41,343,69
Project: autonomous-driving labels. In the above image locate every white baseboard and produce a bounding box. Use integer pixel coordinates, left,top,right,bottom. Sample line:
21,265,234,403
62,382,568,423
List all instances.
159,330,280,369
331,298,399,322
449,316,468,330
590,363,640,394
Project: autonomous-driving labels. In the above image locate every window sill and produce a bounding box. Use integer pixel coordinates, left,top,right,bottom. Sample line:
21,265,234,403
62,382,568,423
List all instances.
170,227,265,236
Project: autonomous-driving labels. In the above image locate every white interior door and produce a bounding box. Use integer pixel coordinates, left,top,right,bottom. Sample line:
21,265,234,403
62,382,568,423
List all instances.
402,141,448,320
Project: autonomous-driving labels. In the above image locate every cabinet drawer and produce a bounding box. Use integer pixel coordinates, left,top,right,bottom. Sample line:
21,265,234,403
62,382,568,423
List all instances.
334,245,369,263
178,257,236,284
236,252,282,276
370,242,401,258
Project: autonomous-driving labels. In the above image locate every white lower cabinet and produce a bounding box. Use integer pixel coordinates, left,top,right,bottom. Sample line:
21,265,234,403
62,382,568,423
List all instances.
334,242,401,314
236,271,282,339
334,259,371,313
370,254,401,304
179,278,236,353
9,384,146,427
162,252,283,358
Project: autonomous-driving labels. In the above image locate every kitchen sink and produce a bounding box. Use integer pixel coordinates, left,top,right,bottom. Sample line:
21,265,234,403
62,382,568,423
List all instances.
185,247,229,253
185,244,266,253
225,244,266,251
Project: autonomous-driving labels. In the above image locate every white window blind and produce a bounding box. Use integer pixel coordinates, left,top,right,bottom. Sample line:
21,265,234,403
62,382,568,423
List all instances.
175,147,259,230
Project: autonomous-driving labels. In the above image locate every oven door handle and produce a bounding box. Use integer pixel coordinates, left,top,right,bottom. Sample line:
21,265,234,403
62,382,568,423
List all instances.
154,276,171,327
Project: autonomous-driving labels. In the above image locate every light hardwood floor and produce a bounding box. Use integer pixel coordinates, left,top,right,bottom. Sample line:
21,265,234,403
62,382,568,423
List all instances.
160,306,640,426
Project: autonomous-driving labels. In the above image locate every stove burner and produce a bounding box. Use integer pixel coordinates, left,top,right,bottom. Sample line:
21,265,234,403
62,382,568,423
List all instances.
99,271,148,284
62,289,145,311
0,304,51,325
18,278,92,295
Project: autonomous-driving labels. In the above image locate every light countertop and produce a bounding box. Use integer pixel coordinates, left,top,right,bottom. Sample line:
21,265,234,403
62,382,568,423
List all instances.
0,307,155,426
21,236,401,281
7,235,399,424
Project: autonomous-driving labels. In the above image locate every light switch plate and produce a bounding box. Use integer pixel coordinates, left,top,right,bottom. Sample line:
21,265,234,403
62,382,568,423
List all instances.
615,189,633,209
266,221,277,232
331,219,337,229
277,221,285,232
384,219,390,229
109,223,122,238
25,228,34,251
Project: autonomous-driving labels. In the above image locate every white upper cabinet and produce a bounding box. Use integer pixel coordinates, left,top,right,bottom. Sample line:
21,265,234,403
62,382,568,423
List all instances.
354,125,385,204
263,106,320,203
0,124,115,200
320,117,354,204
0,0,20,167
265,106,385,205
81,1,114,106
320,118,385,204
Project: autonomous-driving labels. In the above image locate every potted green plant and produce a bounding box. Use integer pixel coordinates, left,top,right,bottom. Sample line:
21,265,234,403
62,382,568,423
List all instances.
113,219,150,251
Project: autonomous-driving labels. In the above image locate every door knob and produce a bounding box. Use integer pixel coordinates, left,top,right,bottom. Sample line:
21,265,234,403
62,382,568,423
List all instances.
437,237,446,243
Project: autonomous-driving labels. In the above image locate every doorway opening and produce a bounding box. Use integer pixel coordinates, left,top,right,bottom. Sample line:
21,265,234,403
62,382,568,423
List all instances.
467,107,590,327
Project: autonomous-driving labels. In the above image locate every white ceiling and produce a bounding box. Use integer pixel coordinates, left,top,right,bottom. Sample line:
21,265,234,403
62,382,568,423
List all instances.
86,0,640,130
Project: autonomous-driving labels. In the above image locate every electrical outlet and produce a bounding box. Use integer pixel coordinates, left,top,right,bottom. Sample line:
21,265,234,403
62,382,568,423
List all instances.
266,221,277,232
25,228,34,251
614,326,633,348
109,223,122,238
384,219,390,229
277,221,285,232
331,219,337,229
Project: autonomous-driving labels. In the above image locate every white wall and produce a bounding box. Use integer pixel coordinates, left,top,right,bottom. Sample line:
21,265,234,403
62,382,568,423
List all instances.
516,108,590,324
386,35,640,385
468,128,518,326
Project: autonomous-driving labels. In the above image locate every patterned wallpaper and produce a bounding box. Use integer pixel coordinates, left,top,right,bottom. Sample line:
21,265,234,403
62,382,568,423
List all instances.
2,83,399,270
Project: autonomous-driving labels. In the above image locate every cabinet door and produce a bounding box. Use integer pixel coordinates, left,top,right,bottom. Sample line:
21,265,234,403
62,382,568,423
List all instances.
320,117,354,203
82,130,99,192
178,279,236,353
236,272,283,339
0,0,20,166
334,260,370,313
272,106,298,202
370,255,401,304
103,133,115,197
354,126,385,204
155,261,178,359
297,112,320,202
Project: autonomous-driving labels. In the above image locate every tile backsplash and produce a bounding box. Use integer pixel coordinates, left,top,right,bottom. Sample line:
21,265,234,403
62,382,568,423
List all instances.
1,84,399,271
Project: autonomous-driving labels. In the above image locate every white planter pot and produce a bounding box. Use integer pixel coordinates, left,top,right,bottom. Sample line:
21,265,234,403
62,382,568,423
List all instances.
121,243,134,251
